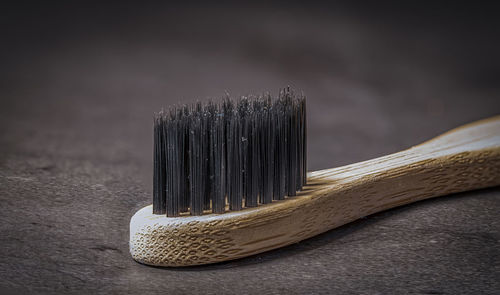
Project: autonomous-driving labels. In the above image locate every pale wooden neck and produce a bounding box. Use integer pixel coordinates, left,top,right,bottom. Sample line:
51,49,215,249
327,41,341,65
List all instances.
310,115,500,194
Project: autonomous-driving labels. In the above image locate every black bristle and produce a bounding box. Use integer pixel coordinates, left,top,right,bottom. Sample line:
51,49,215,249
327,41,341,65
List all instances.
153,88,307,216
153,114,166,214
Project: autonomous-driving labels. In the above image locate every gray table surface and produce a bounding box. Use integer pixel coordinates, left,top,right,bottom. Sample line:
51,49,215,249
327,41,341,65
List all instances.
1,2,499,294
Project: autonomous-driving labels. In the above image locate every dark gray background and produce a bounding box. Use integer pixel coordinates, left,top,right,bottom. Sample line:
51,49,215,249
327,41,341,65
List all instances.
1,2,499,294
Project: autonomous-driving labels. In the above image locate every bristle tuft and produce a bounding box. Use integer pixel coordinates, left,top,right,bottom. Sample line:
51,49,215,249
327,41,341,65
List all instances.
153,88,307,216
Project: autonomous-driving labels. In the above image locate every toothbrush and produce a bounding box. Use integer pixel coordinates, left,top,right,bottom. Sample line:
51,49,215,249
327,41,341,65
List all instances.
130,89,500,267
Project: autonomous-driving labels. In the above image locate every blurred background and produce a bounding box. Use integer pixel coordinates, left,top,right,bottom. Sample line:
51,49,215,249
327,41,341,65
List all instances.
1,1,499,293
2,1,499,178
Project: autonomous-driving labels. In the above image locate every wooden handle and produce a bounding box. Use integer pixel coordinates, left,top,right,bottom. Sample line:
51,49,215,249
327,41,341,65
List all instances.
130,116,500,266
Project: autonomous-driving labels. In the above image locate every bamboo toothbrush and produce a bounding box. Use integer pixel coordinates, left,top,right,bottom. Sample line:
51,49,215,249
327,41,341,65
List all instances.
130,89,500,267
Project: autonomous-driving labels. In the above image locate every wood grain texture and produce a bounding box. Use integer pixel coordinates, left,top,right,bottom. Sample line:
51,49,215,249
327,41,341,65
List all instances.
130,116,500,266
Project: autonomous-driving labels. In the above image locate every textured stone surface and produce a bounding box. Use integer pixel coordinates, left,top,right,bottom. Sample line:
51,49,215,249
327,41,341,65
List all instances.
1,2,499,294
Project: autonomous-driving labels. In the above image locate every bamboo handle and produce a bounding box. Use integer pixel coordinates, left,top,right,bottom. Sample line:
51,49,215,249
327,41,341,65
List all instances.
130,116,500,267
